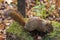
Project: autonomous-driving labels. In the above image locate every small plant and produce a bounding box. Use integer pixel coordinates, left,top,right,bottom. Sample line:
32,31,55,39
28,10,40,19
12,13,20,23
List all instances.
31,1,55,19
32,4,48,18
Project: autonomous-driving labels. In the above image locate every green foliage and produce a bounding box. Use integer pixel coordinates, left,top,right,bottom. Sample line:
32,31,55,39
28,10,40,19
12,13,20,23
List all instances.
32,4,48,18
49,4,55,12
7,22,34,40
7,22,23,36
31,2,55,19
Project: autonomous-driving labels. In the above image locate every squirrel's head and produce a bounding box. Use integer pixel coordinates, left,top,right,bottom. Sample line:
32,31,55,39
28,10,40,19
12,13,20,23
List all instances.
45,21,53,33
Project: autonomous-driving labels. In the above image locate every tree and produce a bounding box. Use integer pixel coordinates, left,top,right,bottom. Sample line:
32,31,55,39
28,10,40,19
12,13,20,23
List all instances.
17,0,25,17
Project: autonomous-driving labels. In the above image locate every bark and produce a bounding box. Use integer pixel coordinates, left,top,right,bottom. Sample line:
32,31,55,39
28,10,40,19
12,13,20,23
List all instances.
17,0,25,17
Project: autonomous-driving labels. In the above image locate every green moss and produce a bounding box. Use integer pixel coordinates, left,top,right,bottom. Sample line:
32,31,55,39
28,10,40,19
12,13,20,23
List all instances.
7,21,33,40
7,22,23,36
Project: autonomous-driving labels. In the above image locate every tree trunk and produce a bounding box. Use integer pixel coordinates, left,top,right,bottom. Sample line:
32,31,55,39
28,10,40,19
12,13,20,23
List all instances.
17,0,25,17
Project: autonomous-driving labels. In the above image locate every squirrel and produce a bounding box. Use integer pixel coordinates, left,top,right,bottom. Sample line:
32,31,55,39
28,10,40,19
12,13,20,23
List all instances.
4,9,53,37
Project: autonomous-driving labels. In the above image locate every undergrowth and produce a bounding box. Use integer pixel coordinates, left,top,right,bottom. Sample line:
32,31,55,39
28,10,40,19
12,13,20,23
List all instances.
7,20,60,40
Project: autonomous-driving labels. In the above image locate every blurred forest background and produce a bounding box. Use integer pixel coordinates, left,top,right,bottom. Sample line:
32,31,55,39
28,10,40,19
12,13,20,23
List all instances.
0,0,60,40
